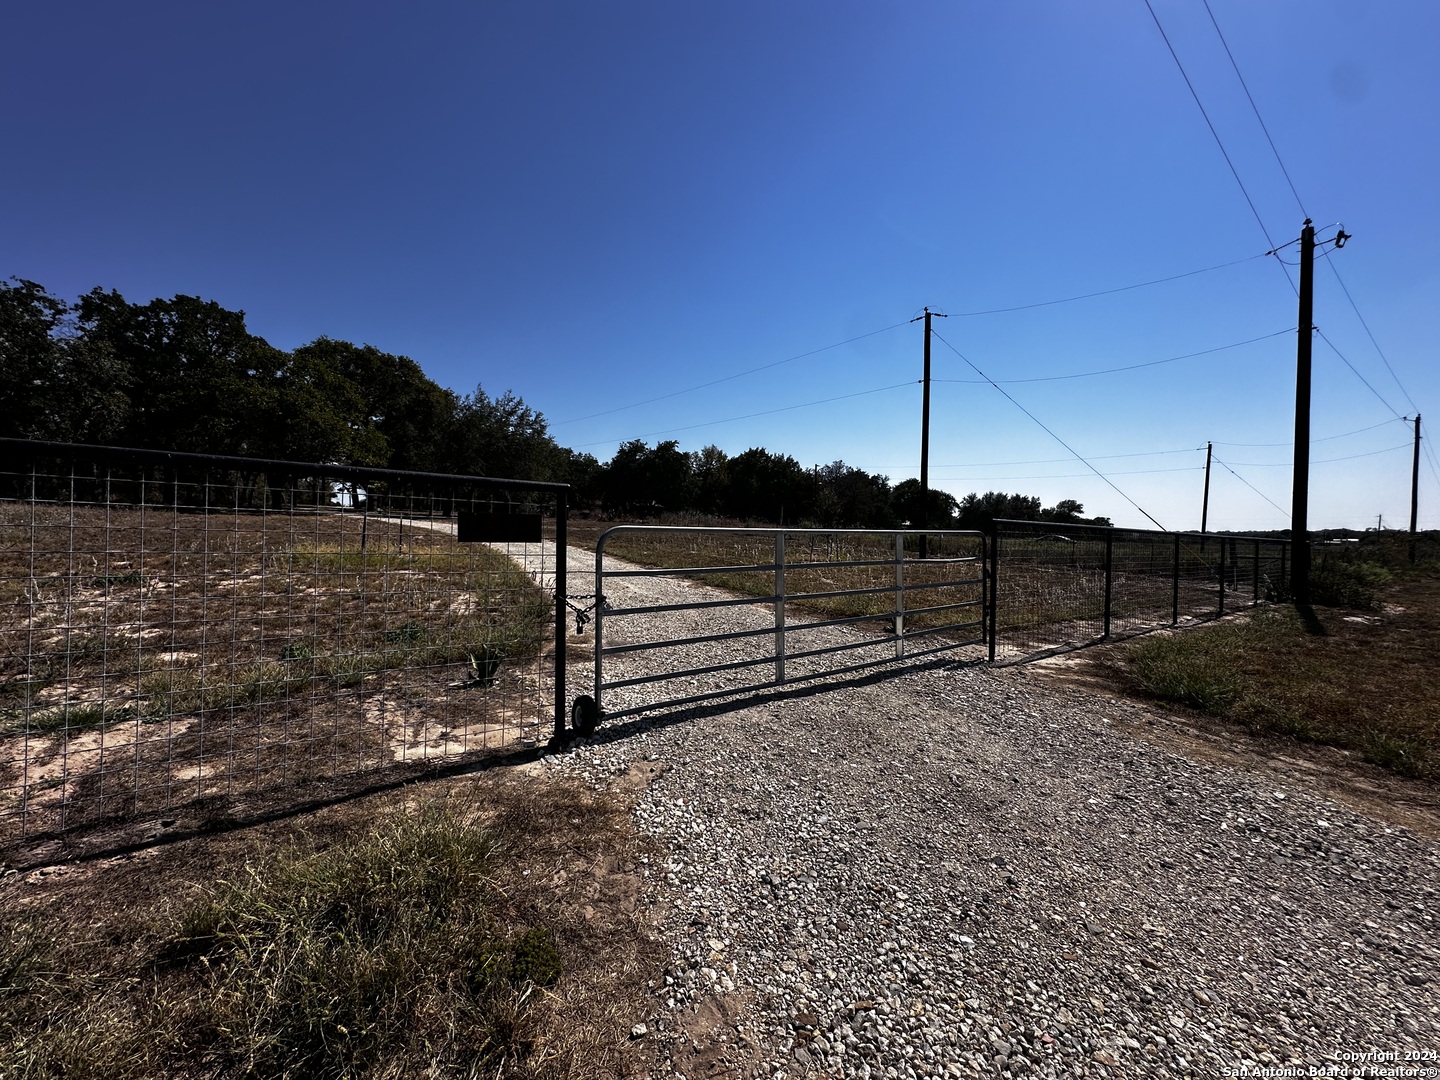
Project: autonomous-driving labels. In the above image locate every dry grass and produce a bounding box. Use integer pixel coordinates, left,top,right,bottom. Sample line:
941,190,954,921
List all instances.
1116,563,1440,780
0,771,662,1079
1,506,554,841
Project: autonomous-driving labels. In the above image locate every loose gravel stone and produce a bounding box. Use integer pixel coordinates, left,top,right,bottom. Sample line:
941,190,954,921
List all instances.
520,540,1440,1077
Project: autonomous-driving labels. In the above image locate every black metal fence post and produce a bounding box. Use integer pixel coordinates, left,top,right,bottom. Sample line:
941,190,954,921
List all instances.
1102,529,1114,639
986,524,998,662
1280,544,1288,597
554,488,568,745
1171,533,1181,625
1252,538,1260,603
1218,538,1227,616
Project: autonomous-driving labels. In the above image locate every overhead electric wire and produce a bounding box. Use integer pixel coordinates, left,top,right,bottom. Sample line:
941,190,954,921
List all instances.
576,380,915,448
1317,330,1404,419
931,329,1168,530
927,465,1203,481
1421,424,1440,488
1213,419,1403,448
946,250,1269,316
551,321,909,426
1223,442,1413,467
930,328,1291,385
861,446,1206,471
1202,0,1308,219
1211,455,1290,519
1203,0,1424,424
1144,0,1280,255
1321,256,1422,414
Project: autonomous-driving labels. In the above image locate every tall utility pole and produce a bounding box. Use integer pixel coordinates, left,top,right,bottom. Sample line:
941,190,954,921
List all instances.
1290,220,1316,603
1201,441,1213,545
1410,414,1422,563
910,306,947,558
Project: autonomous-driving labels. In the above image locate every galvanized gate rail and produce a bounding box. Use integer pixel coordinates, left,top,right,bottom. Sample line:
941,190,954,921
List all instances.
586,526,986,722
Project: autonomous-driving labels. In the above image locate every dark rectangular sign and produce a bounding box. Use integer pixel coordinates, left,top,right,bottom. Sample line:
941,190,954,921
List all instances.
456,511,542,543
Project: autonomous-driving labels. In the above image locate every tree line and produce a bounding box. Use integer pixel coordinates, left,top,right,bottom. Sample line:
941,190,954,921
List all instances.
1,278,1110,528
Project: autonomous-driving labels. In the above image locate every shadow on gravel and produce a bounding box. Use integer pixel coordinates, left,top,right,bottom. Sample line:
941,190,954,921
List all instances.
578,654,983,748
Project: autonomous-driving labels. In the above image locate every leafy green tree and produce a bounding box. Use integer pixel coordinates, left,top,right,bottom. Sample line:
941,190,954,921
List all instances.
813,461,895,528
447,385,559,480
643,440,694,512
560,449,604,509
956,491,1042,529
600,439,695,515
690,445,730,515
1,278,128,442
77,289,279,455
724,448,817,524
293,338,456,473
893,479,959,528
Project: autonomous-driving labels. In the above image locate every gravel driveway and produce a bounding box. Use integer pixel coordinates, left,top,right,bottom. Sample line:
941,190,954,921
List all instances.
522,539,1439,1079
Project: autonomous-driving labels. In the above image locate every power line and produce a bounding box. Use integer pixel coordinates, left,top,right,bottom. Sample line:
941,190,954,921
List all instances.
1213,419,1404,448
1145,0,1301,300
551,321,909,426
946,251,1269,316
1211,455,1290,519
575,380,915,448
1422,434,1440,490
1316,329,1405,419
1201,0,1423,421
1144,0,1279,253
930,329,1168,529
1223,442,1413,467
928,466,1204,482
1320,254,1422,414
1202,0,1308,218
930,328,1291,385
860,446,1206,471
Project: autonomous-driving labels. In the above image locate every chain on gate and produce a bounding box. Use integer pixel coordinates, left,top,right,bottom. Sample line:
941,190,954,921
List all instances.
564,594,611,635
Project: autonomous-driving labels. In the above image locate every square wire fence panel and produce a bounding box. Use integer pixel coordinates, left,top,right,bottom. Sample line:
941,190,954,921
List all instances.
990,520,1289,659
991,524,1109,656
0,445,561,845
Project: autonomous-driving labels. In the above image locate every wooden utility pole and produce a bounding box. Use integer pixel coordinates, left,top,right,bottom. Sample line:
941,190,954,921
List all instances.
1290,220,1316,603
1411,413,1422,563
911,306,947,558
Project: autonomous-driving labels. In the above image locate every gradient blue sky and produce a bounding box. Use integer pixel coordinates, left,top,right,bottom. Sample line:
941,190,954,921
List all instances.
6,1,1437,531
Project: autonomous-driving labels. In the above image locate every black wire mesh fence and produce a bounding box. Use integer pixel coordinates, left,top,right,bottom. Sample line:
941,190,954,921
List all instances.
987,519,1290,659
0,440,568,851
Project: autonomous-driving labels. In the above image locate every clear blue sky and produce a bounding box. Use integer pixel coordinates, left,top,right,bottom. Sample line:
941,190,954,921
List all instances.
6,1,1437,531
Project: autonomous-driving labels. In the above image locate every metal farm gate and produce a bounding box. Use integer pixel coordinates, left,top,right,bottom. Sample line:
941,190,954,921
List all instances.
578,526,988,725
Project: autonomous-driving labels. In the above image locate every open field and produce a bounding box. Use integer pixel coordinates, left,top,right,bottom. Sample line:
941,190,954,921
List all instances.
1,505,554,844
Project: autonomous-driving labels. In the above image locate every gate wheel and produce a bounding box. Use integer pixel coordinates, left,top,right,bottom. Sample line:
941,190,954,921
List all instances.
570,695,598,737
